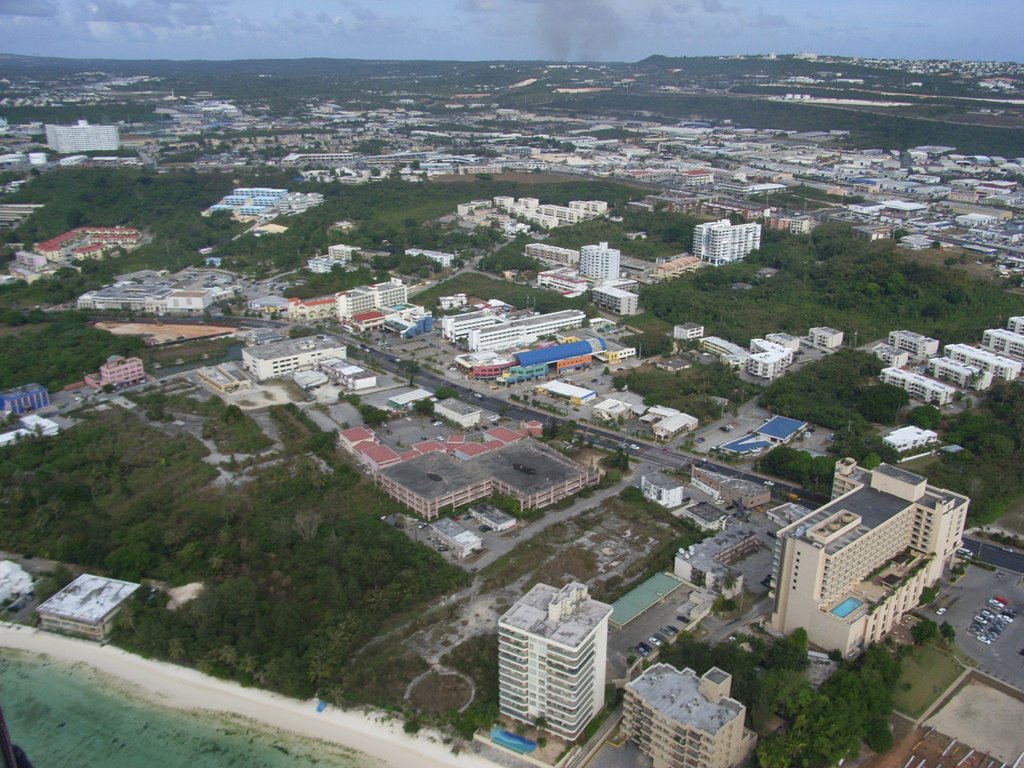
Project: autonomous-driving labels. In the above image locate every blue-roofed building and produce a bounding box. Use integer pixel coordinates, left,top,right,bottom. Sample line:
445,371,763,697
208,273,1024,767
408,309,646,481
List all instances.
757,416,807,443
0,383,49,415
720,415,807,455
514,339,606,368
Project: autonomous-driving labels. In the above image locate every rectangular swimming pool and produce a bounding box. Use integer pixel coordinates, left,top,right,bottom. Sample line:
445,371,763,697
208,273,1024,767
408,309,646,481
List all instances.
831,597,864,618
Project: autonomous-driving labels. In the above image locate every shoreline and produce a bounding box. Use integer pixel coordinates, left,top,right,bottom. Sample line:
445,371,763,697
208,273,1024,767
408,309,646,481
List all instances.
0,623,496,768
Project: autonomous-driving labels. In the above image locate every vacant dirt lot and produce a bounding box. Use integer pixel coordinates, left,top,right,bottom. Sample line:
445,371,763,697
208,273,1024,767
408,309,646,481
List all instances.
925,678,1024,762
407,671,473,715
96,321,238,344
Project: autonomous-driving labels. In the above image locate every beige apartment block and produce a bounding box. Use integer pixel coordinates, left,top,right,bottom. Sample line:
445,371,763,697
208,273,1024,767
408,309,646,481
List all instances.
623,664,756,768
769,459,968,656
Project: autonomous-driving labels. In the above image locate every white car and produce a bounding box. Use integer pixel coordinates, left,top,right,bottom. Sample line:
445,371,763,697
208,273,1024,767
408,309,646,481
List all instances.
936,607,947,615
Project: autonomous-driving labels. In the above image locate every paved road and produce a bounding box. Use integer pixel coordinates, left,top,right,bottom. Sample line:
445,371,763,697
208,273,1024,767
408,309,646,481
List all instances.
962,537,1024,573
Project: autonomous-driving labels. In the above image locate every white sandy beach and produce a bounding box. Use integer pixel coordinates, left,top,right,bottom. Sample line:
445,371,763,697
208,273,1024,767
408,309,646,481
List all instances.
0,623,497,768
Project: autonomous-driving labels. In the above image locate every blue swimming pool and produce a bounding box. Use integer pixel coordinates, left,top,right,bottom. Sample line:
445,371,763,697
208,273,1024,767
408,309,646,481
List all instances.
490,728,537,754
832,597,864,618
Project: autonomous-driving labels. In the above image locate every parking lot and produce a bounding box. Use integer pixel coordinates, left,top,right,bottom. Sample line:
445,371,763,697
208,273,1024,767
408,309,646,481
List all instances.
928,565,1024,690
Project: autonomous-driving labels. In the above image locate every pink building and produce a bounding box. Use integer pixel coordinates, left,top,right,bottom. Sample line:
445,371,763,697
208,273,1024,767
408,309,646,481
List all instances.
85,355,146,389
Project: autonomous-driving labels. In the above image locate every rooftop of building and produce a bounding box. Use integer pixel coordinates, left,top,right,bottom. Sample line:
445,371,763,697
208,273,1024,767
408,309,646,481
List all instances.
36,573,140,624
380,440,590,502
627,664,744,735
434,398,482,416
677,526,759,573
243,336,345,360
500,582,611,648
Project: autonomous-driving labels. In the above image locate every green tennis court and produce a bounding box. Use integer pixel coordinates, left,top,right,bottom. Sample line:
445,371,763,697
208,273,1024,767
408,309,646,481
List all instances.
610,572,685,627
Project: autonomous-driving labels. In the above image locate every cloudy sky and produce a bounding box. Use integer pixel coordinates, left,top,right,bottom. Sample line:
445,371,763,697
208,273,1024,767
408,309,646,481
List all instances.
1,0,1020,63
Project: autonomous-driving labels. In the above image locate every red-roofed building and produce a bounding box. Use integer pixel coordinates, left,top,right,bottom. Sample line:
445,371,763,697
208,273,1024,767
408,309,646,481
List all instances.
338,426,375,453
400,449,422,461
484,426,526,445
348,310,387,332
415,440,448,454
287,294,338,321
36,227,142,261
355,442,403,471
454,442,492,460
521,420,544,438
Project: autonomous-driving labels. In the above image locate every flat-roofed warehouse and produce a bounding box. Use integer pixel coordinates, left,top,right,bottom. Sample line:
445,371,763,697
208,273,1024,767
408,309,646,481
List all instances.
378,440,600,519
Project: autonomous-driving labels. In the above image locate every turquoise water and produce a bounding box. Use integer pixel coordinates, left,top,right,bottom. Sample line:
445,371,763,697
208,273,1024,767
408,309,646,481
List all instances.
0,653,374,768
831,597,864,618
489,727,536,754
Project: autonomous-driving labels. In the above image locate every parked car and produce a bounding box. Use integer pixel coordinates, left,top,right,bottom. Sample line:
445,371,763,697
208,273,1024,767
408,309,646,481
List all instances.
648,635,663,647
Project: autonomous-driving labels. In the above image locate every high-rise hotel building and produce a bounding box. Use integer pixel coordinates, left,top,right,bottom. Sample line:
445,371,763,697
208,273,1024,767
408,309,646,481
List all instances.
770,459,968,656
498,582,611,741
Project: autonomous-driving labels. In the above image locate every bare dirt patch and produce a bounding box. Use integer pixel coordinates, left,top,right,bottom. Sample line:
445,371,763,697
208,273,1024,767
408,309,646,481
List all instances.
925,677,1024,762
407,671,473,715
95,321,239,344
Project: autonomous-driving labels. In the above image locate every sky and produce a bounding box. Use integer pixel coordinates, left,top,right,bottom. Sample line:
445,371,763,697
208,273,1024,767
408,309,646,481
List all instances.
0,0,1021,63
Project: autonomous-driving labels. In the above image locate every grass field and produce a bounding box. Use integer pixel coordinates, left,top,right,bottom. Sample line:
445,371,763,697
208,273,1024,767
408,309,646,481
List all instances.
893,642,966,718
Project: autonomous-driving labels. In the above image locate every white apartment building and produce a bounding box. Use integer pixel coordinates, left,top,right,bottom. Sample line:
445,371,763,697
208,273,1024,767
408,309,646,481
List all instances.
493,197,607,229
307,255,348,273
701,337,750,368
591,284,640,316
641,472,687,509
327,243,360,262
982,328,1024,358
241,337,347,382
537,268,589,298
871,342,910,369
438,294,467,310
45,121,120,153
579,242,621,281
624,665,756,768
888,330,940,358
943,343,1021,381
809,326,844,349
764,333,801,353
1009,316,1024,335
498,582,611,741
883,426,939,453
525,242,580,265
693,220,761,265
673,323,704,341
440,309,504,342
466,310,587,353
927,356,994,390
770,460,968,656
405,248,455,268
335,279,408,319
880,367,955,405
747,339,794,381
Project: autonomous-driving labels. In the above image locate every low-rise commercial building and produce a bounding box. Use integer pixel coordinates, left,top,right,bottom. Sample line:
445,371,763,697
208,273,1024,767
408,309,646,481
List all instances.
468,503,517,532
641,471,687,509
691,466,771,511
241,336,346,382
623,664,756,768
499,582,611,741
888,330,940,358
77,281,214,314
537,267,589,297
433,398,482,429
880,367,956,405
36,573,140,641
405,248,455,268
770,460,968,656
431,518,483,559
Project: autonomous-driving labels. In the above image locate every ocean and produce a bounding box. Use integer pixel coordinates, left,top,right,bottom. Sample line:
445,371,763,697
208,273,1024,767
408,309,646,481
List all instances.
0,652,377,768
